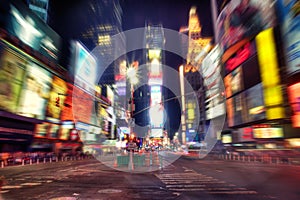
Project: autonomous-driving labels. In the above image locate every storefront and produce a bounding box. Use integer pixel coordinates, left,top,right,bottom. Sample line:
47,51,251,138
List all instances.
0,111,40,152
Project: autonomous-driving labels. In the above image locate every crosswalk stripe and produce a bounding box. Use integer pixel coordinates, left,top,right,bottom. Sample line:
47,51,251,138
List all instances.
208,191,258,194
162,181,226,184
156,171,258,195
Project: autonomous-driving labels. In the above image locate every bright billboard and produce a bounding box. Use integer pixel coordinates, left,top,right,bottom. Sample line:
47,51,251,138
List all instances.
0,47,26,113
217,0,276,52
72,41,97,92
17,61,52,120
276,0,300,75
45,76,67,121
4,0,62,63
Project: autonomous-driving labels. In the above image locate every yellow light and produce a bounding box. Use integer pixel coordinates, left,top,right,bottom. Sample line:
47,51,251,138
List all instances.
249,106,265,115
150,58,160,75
148,49,161,60
256,28,284,119
127,67,137,81
130,133,135,139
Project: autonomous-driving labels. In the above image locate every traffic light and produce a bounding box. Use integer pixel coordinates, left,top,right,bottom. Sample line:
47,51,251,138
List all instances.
55,97,60,107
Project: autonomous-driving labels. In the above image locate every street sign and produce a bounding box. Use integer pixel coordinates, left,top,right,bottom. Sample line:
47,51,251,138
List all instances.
127,142,136,150
128,118,135,127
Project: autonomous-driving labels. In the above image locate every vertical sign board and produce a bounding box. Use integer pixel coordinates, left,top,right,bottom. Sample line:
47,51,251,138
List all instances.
255,28,285,120
288,82,300,127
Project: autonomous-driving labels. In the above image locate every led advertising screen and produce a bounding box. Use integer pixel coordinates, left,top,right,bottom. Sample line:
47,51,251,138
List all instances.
202,45,225,119
17,61,52,120
216,0,276,52
34,122,50,138
60,83,73,121
150,85,164,128
238,127,255,142
202,45,222,98
72,86,93,124
226,91,248,127
224,66,243,98
45,76,67,121
5,0,61,63
149,105,164,128
245,83,266,122
0,48,26,113
253,127,284,138
59,121,73,140
187,101,196,122
233,92,247,126
222,134,232,144
150,128,163,138
288,82,300,127
224,41,256,74
226,97,234,127
49,123,60,139
150,86,162,104
76,122,98,142
149,58,162,77
256,28,285,120
276,0,300,75
72,41,97,92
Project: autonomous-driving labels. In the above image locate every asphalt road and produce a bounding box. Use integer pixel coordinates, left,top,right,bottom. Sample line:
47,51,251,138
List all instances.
0,154,299,200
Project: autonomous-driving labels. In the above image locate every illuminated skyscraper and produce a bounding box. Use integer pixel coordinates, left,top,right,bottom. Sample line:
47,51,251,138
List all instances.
135,23,166,140
187,6,212,68
25,0,49,23
77,0,124,85
179,7,212,143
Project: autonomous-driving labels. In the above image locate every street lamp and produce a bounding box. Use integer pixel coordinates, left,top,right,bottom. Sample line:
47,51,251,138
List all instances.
127,65,139,135
126,64,138,171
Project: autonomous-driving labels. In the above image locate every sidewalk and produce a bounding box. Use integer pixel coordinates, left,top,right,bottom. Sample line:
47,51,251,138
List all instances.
0,154,93,169
183,152,300,166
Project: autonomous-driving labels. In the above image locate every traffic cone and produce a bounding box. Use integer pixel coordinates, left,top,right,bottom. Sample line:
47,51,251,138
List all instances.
113,156,118,167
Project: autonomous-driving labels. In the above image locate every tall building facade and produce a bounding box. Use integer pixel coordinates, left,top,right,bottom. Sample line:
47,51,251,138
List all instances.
71,0,125,140
179,7,212,144
136,23,166,141
25,0,49,23
215,0,298,149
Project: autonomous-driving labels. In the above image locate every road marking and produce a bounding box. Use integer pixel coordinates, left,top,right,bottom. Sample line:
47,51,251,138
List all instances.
1,185,22,189
208,191,258,194
0,190,10,194
98,189,122,194
20,182,42,186
156,172,258,195
49,197,77,200
163,180,226,186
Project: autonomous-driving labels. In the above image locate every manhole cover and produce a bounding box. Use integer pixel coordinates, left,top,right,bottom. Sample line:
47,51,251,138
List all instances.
98,189,122,194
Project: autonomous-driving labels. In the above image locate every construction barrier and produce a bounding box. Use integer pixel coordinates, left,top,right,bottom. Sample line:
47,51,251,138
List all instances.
133,155,145,167
117,155,129,166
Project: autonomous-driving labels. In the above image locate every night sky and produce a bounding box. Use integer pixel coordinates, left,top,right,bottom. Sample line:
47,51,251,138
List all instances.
49,0,213,35
120,0,213,35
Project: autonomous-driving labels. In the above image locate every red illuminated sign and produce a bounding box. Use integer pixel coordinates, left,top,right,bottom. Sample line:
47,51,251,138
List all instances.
242,127,253,140
225,42,254,73
288,82,300,127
